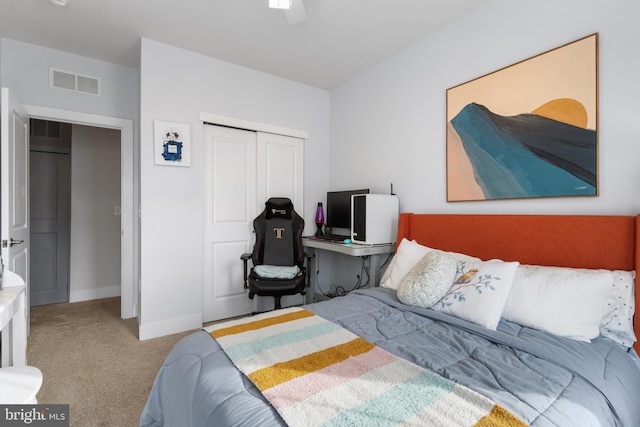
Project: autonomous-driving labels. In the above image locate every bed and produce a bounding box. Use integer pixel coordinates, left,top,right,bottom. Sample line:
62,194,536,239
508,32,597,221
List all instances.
140,213,640,427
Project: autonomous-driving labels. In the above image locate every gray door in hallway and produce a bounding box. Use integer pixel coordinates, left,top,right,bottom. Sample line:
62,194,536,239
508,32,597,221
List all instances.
30,150,70,306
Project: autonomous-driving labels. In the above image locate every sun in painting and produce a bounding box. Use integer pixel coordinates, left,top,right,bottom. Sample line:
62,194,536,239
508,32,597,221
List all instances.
532,98,588,129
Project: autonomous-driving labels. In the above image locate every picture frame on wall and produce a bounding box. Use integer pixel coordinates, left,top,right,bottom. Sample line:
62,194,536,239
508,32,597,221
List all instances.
446,33,598,202
154,120,191,167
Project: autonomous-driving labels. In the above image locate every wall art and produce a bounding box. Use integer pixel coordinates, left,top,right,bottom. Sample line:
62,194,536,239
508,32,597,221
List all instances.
446,33,598,202
154,120,191,167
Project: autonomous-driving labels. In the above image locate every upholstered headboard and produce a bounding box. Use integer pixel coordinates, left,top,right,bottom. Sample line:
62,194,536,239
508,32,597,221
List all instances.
396,213,640,353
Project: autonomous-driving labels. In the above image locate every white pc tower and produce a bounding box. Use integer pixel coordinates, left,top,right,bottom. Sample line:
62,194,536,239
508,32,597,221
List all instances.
350,194,399,245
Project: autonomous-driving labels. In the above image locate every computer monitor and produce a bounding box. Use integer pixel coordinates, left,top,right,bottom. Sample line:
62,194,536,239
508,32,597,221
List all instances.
325,189,369,234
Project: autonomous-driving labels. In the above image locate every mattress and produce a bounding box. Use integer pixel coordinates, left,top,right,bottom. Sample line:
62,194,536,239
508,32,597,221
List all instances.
140,288,640,426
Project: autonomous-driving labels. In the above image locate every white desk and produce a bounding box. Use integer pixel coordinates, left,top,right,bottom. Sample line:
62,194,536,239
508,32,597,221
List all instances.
0,271,27,367
302,237,395,302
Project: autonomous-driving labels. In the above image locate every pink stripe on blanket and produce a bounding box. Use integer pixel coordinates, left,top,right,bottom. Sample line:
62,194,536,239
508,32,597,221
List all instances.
263,345,397,408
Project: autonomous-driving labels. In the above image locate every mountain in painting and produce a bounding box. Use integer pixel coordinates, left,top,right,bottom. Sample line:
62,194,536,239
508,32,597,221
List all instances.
450,102,596,199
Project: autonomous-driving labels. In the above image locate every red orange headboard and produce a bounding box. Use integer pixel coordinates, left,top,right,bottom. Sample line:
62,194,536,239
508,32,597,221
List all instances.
396,213,640,353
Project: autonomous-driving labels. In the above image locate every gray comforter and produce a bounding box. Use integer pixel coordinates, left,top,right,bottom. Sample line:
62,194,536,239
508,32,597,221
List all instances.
140,288,640,426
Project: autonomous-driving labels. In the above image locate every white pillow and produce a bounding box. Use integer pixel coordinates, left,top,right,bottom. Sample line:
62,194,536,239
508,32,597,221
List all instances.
380,239,480,290
397,251,457,308
380,239,423,290
434,259,519,330
502,265,612,342
503,265,636,346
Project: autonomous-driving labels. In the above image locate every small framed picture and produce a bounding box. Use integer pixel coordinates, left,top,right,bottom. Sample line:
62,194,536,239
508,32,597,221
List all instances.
154,120,191,167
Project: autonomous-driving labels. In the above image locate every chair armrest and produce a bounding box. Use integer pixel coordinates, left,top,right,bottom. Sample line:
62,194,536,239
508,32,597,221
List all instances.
241,253,252,289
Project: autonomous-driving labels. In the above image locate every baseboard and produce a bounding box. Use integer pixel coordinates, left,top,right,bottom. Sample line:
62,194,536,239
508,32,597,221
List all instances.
138,313,202,341
69,285,121,303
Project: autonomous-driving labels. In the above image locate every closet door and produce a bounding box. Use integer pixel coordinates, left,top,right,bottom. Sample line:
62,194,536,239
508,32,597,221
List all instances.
256,132,304,209
203,125,257,322
203,126,305,322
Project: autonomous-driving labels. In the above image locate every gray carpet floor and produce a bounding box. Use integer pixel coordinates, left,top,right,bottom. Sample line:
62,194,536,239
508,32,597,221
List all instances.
27,297,194,427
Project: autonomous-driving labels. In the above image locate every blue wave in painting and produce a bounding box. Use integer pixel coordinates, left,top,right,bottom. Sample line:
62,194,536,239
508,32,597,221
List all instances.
450,103,596,199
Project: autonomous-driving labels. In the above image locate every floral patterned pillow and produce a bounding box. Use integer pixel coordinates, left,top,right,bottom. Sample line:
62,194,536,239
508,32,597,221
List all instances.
397,251,457,309
434,259,520,330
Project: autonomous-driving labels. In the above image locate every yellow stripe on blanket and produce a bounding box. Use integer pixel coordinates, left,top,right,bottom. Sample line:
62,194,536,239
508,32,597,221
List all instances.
249,337,374,390
210,308,313,338
474,405,528,427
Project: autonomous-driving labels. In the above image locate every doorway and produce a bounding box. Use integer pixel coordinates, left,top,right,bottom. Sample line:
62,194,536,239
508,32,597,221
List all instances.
29,119,122,306
23,104,136,320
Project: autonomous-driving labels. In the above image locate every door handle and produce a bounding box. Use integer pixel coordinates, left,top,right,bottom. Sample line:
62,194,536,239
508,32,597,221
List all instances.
10,238,24,247
1,238,24,248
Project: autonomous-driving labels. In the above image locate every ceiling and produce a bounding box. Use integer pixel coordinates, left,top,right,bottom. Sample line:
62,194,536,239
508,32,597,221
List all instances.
0,0,489,90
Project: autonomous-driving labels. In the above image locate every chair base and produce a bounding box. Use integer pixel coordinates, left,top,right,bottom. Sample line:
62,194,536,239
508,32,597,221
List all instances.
249,290,306,311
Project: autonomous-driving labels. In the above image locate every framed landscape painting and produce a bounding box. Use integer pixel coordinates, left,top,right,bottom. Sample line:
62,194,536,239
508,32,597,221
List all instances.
446,33,598,202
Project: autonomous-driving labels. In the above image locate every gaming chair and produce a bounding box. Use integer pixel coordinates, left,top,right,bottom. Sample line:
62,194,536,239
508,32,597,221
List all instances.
241,198,311,310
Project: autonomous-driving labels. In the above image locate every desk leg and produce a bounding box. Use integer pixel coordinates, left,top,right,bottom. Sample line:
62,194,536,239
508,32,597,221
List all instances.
306,248,319,304
369,253,391,287
369,255,380,287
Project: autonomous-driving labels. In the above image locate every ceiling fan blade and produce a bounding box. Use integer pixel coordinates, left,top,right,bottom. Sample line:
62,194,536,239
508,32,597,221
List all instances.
285,0,306,24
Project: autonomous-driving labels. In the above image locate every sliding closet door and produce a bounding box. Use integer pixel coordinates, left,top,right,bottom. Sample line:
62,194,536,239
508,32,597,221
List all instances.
203,125,305,322
203,125,257,322
256,132,304,209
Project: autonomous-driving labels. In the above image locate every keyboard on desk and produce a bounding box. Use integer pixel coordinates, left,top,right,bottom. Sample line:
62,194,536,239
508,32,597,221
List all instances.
318,234,349,242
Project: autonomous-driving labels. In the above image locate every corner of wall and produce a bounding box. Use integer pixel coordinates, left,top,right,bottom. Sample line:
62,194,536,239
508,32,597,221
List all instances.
138,312,202,341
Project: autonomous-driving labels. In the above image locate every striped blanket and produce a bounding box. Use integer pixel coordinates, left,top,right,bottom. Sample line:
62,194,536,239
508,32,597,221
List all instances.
205,307,527,427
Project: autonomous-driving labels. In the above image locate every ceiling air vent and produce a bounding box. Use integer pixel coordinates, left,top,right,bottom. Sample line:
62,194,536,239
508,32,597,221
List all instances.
49,68,101,96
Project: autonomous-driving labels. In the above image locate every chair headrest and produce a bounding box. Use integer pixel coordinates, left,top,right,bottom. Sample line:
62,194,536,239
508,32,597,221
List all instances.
264,198,294,220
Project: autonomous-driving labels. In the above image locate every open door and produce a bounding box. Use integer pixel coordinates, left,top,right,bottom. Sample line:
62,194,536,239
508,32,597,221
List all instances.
1,88,30,313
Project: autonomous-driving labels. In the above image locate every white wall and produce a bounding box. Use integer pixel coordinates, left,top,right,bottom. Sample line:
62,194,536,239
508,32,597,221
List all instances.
70,125,121,302
138,38,330,339
0,39,138,120
330,0,640,216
